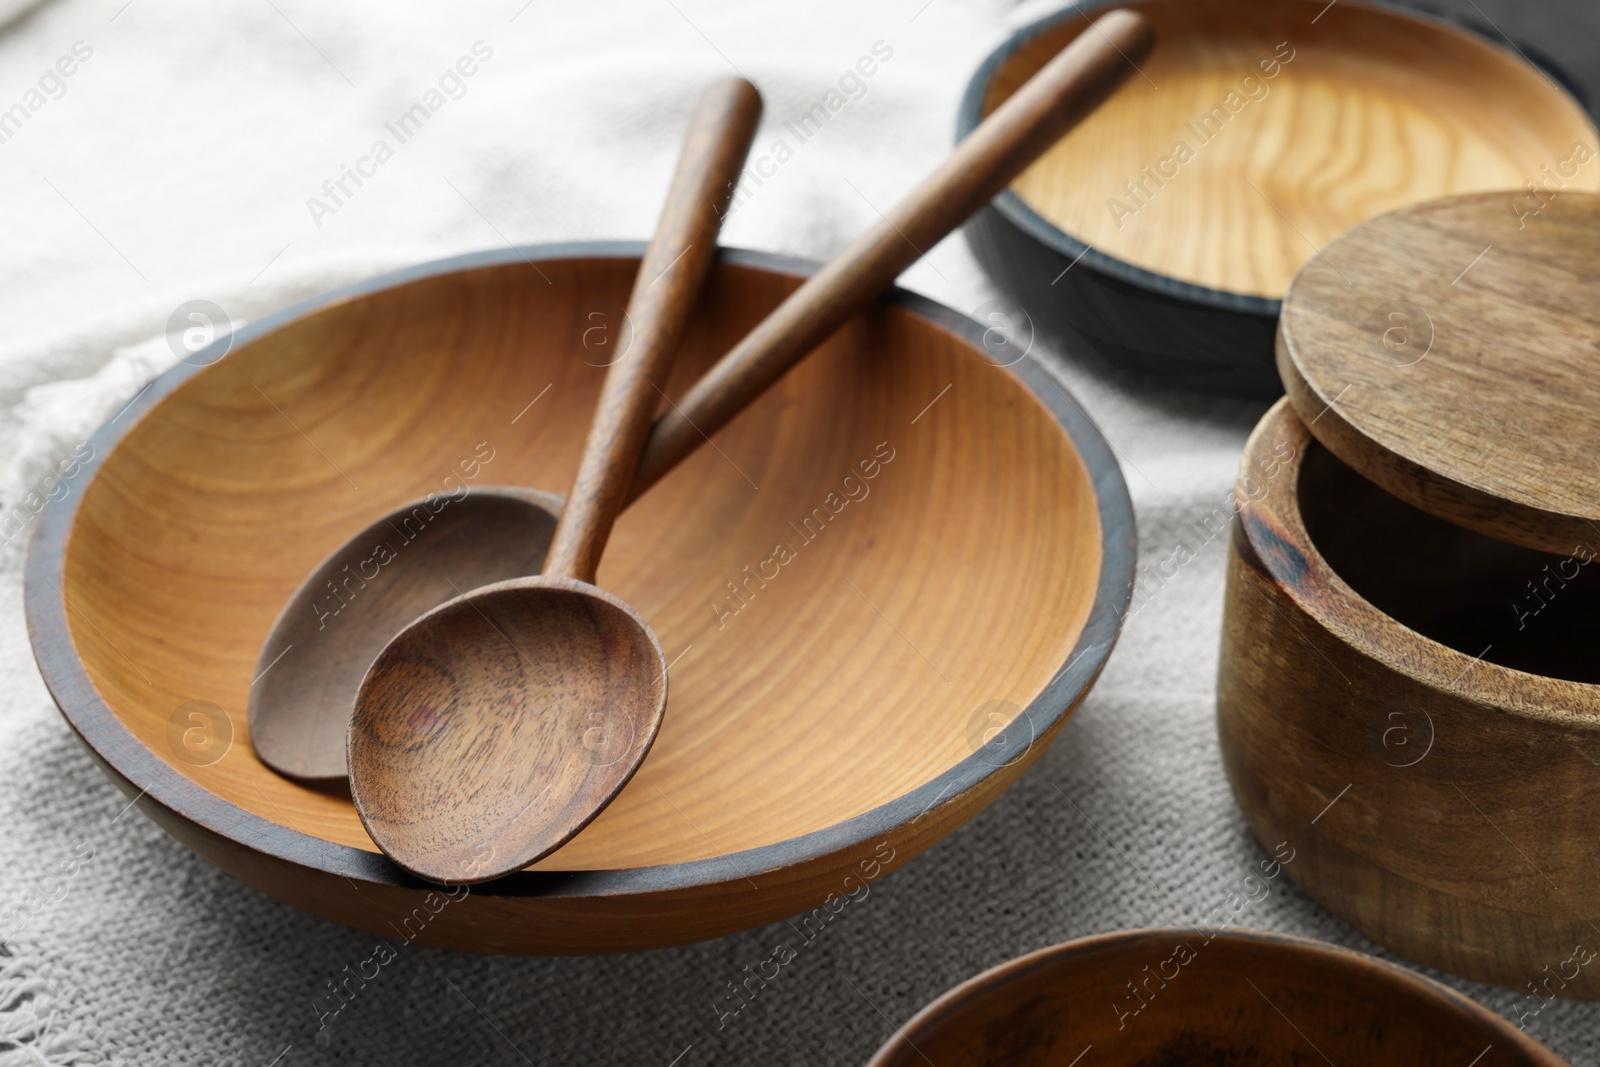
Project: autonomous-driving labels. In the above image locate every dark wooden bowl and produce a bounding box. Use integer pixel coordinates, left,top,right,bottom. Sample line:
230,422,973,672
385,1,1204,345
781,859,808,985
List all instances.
958,0,1597,395
1219,399,1600,996
25,243,1134,954
867,928,1568,1066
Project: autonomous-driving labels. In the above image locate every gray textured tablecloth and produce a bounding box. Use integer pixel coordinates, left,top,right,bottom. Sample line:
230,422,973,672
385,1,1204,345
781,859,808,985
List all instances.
0,0,1596,1063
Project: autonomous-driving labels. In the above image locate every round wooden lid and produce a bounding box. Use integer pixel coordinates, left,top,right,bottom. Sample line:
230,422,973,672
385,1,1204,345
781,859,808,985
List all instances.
1278,189,1600,556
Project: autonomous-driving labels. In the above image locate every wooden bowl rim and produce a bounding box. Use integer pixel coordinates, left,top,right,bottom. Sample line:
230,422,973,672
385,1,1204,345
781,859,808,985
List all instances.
865,926,1567,1065
956,0,1596,317
1237,397,1600,728
25,241,1137,898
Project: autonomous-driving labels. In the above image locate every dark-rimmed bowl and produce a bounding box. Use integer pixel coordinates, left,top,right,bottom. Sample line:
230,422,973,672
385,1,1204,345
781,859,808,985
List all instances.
959,0,1598,395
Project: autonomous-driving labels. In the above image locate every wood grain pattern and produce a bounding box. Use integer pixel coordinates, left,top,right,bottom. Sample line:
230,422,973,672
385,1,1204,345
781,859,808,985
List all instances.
1279,190,1600,555
346,78,758,884
31,245,1133,952
628,8,1152,496
1219,399,1600,997
867,928,1569,1066
992,0,1598,300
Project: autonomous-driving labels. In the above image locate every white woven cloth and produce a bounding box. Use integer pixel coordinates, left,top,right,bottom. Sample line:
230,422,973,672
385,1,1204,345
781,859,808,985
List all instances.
0,0,1595,1063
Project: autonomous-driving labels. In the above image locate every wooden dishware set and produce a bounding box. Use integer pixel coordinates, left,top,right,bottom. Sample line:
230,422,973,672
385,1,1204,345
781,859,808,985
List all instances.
961,0,1600,1031
906,188,1600,1062
21,0,1598,1060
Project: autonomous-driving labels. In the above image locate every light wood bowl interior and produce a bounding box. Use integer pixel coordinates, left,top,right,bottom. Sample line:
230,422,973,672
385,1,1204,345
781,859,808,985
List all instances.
58,251,1103,874
985,0,1598,299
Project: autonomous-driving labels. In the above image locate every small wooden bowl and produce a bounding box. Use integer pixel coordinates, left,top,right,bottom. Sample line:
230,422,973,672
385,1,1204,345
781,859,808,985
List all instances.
26,243,1133,954
867,928,1566,1066
959,0,1597,395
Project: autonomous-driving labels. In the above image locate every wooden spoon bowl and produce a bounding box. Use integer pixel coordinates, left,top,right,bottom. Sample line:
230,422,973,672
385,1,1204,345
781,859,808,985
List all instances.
350,577,666,882
28,243,1133,952
867,928,1568,1066
251,487,562,780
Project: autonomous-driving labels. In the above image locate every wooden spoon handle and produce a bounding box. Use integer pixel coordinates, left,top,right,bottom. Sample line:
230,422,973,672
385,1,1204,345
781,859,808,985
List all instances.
626,9,1153,499
545,78,762,582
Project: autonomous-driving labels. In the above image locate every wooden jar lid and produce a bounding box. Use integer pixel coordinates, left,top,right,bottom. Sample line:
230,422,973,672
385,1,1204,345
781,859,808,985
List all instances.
1278,189,1600,555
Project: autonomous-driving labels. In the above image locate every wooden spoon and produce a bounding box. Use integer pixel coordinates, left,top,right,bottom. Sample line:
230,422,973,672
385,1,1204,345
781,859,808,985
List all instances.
350,9,1154,884
250,78,763,782
345,77,762,882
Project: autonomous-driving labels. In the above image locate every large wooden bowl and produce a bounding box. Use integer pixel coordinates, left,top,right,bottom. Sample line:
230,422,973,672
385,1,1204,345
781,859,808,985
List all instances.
959,0,1598,394
867,928,1568,1066
25,243,1133,954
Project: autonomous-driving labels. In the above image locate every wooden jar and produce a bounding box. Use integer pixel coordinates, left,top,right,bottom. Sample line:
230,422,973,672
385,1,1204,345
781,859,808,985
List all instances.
1218,192,1600,999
